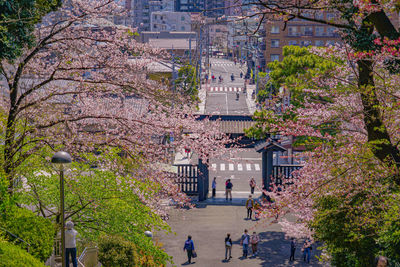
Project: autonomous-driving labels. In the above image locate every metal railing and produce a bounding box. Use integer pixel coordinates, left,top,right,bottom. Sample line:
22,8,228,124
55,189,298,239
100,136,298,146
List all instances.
0,226,31,252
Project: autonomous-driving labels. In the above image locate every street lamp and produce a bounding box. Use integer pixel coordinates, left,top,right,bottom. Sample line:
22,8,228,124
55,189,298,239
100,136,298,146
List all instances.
144,231,153,238
51,151,72,267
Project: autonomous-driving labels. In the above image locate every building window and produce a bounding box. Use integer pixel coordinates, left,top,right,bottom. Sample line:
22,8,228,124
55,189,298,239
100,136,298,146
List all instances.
315,40,325,46
271,39,280,48
300,40,312,47
327,27,336,36
271,25,279,34
315,26,325,36
181,16,185,21
288,40,298,46
216,29,221,32
271,54,280,61
181,26,185,31
315,12,324,20
326,40,336,46
326,13,335,20
288,26,298,36
301,26,313,36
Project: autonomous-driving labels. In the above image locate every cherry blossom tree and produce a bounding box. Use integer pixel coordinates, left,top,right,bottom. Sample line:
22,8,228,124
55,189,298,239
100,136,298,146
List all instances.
250,43,400,264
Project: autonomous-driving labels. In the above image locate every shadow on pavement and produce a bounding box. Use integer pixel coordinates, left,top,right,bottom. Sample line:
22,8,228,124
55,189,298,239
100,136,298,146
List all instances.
257,231,326,267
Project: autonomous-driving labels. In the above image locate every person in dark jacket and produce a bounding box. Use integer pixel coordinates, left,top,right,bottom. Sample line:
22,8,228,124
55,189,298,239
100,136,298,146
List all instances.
183,235,195,264
225,179,233,200
224,233,232,260
290,238,296,261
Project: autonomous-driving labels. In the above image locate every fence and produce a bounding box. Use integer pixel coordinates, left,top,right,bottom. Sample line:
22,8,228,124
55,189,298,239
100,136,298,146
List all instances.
273,165,303,185
174,164,199,195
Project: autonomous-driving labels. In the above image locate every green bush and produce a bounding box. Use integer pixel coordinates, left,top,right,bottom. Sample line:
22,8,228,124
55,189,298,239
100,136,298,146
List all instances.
0,237,45,267
0,207,55,262
98,235,163,267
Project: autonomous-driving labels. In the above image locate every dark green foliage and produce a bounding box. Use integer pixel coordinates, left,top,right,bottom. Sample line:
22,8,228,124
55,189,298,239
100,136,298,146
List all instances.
0,0,61,60
98,235,169,267
0,207,55,261
0,237,45,267
175,65,199,102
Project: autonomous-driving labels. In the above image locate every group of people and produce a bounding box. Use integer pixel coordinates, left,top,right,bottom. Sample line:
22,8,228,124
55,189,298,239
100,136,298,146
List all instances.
183,230,261,264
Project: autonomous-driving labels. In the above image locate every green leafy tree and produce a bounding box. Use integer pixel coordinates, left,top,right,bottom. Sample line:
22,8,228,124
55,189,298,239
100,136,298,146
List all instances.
0,236,45,267
0,207,55,261
17,147,171,265
0,0,61,60
175,65,199,102
98,235,167,267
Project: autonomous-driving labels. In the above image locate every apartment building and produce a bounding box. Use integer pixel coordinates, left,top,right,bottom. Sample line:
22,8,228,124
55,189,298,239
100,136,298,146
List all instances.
175,0,204,12
150,11,191,31
264,12,341,64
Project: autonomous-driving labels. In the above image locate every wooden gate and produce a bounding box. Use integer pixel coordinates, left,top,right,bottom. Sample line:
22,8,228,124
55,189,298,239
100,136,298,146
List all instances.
174,160,209,201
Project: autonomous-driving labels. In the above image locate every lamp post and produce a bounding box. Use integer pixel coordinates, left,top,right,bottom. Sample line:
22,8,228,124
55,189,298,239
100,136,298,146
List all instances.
51,151,72,267
144,231,153,238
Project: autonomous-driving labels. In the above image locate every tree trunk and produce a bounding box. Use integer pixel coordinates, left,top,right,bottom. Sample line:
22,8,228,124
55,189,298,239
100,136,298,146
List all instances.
357,59,400,184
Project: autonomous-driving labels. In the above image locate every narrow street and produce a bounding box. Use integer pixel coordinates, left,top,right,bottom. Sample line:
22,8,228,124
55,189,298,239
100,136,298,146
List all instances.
204,58,250,115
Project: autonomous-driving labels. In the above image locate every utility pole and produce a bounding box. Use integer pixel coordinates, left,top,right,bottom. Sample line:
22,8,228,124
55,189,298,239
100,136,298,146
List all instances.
189,35,192,65
198,26,203,87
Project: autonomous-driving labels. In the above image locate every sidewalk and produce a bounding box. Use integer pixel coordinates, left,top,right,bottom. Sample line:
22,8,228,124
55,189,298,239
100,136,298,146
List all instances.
246,84,258,114
157,205,328,267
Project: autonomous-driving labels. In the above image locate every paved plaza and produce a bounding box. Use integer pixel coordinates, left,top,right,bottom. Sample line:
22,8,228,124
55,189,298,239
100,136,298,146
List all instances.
157,205,328,267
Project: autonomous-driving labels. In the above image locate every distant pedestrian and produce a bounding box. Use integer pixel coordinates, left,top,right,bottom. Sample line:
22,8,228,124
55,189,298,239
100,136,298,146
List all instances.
212,177,217,198
250,232,260,257
65,221,78,267
249,177,256,194
240,229,250,258
245,195,254,219
183,235,195,264
290,238,296,261
302,240,312,263
225,179,233,201
225,233,232,260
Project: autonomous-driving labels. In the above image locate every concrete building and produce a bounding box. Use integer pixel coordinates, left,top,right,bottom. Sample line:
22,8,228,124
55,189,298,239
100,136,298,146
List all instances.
139,31,197,56
150,11,191,31
205,0,225,17
131,0,175,31
175,0,204,12
264,12,342,64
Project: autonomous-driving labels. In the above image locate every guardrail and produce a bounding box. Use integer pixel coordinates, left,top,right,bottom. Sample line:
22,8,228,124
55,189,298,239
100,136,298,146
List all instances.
0,226,31,252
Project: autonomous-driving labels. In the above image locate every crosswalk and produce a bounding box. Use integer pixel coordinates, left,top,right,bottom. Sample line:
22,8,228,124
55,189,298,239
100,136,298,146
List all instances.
211,163,261,172
211,62,235,67
208,87,243,92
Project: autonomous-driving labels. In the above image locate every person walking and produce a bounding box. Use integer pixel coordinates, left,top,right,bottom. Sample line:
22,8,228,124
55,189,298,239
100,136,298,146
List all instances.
183,235,195,264
302,240,312,263
240,229,250,258
224,233,232,260
212,177,217,198
290,238,296,261
245,195,254,219
225,179,233,201
65,221,78,267
249,177,256,194
250,231,260,257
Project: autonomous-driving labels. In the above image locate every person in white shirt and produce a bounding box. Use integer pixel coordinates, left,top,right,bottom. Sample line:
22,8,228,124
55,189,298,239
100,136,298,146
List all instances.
65,221,78,267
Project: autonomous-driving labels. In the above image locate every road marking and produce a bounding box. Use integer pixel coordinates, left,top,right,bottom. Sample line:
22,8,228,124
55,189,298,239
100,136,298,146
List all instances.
238,88,242,92
231,158,262,160
237,164,243,171
219,87,223,91
220,164,225,171
229,163,234,171
225,93,229,114
229,87,232,91
246,163,251,171
233,87,237,92
212,164,217,171
255,164,260,171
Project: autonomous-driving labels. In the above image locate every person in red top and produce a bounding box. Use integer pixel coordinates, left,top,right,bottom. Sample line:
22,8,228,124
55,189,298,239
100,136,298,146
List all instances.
249,177,256,194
